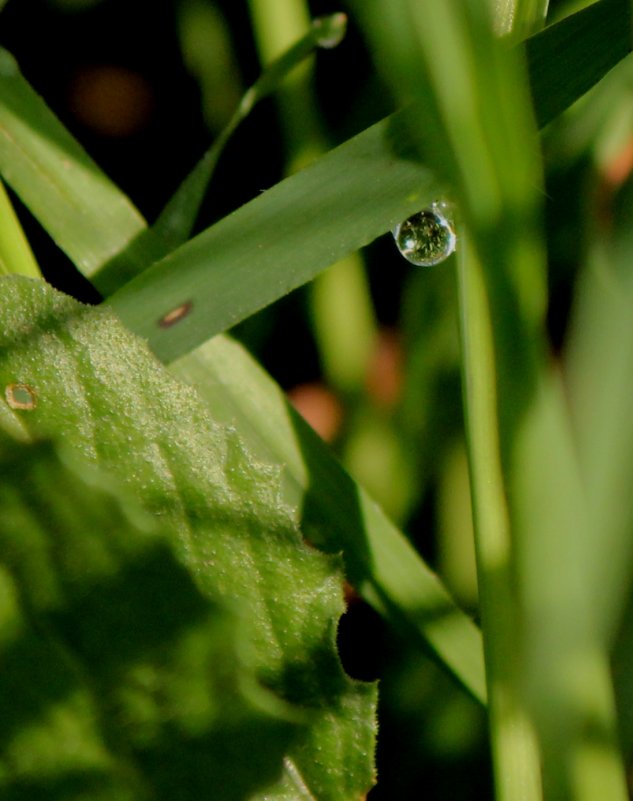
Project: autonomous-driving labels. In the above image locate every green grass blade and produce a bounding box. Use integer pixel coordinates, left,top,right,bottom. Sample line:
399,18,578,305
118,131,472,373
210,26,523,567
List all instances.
104,115,438,364
309,256,378,392
102,0,631,364
0,180,41,277
247,0,378,395
566,188,633,644
0,0,626,297
0,0,629,718
0,49,148,277
352,0,629,798
492,0,550,37
170,333,487,703
150,13,348,254
246,0,323,160
527,0,632,129
458,228,625,801
352,6,547,797
177,0,242,134
456,238,541,800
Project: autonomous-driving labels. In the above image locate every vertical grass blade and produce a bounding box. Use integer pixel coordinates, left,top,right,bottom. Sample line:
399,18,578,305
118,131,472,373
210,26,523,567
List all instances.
456,238,541,800
492,0,549,37
0,181,40,277
349,0,630,799
349,2,545,797
566,189,633,644
247,0,377,394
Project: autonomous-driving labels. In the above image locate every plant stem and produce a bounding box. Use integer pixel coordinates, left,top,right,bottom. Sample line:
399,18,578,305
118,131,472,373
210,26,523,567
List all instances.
247,0,377,393
492,0,549,37
457,235,629,801
456,238,543,801
246,0,320,158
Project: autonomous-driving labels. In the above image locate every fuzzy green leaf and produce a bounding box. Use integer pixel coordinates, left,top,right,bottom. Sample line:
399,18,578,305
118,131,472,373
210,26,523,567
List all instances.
0,275,376,801
0,48,485,704
0,0,627,721
171,333,487,703
0,431,304,801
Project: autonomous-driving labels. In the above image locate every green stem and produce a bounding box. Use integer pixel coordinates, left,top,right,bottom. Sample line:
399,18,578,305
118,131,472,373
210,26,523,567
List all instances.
246,0,321,157
247,0,377,393
458,238,628,801
456,238,543,801
492,0,549,38
0,181,41,278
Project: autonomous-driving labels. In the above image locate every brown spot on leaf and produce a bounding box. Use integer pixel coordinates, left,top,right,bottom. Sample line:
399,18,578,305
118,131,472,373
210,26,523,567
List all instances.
5,383,37,410
158,301,193,328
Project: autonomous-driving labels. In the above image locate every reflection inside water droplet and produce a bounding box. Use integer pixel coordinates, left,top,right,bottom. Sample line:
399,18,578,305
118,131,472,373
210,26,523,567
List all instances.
5,383,37,410
393,201,457,267
158,301,193,328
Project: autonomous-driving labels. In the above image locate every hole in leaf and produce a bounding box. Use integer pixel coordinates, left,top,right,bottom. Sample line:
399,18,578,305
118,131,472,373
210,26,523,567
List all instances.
337,596,385,682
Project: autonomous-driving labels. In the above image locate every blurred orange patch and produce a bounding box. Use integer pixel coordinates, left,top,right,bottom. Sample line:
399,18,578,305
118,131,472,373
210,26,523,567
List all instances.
603,137,633,188
287,382,343,442
67,64,154,137
365,328,403,408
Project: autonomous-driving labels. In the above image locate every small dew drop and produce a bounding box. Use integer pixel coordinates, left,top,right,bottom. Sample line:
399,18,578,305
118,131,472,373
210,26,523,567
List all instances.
158,301,193,328
5,383,37,411
393,201,457,267
313,13,348,49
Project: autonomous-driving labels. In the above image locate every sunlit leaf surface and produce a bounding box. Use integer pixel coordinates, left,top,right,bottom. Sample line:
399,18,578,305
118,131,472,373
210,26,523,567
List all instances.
0,276,377,801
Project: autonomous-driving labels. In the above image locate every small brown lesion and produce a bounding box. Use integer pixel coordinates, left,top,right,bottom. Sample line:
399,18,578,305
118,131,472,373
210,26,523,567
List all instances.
158,301,193,328
5,383,37,410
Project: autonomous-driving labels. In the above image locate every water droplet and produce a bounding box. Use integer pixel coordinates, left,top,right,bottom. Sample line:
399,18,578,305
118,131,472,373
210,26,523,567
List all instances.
393,201,457,267
5,383,37,410
313,13,347,48
158,301,193,328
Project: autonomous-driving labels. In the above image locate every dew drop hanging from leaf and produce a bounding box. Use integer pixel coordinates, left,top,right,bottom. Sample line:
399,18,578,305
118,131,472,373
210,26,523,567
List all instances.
393,201,457,266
